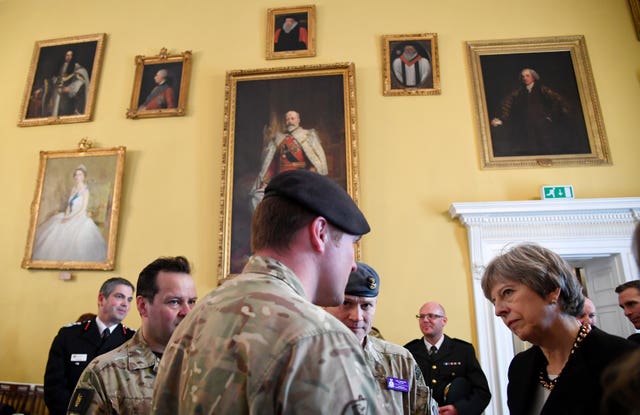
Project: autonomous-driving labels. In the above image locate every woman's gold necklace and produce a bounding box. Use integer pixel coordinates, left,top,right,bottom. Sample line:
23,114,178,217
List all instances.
538,323,591,391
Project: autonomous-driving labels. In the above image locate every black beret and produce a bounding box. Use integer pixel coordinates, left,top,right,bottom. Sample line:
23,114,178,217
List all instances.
345,262,379,297
263,170,370,235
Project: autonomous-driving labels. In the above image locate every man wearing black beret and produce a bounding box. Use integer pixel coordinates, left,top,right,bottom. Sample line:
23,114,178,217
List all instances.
152,170,382,414
326,262,439,415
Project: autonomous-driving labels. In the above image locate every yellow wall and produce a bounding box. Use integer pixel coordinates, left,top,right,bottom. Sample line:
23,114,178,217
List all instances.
1,0,639,382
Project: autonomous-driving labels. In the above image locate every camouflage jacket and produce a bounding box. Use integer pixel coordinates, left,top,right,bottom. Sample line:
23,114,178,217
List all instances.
363,335,438,415
151,255,383,414
68,329,157,415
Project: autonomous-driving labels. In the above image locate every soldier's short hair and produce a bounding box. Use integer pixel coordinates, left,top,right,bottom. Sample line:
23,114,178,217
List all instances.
137,256,191,301
100,277,134,298
251,196,317,251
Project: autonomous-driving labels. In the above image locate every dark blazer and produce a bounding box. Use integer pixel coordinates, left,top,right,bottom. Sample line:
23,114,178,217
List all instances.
405,335,491,415
43,318,135,415
506,326,636,415
628,332,640,344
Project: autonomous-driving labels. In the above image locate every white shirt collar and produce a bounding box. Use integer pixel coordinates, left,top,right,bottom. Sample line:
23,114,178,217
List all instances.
423,335,444,351
95,317,118,334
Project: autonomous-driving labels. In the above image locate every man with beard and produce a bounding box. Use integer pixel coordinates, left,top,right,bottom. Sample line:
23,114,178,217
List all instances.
392,43,432,87
44,278,135,415
274,15,308,51
250,110,328,209
68,256,197,414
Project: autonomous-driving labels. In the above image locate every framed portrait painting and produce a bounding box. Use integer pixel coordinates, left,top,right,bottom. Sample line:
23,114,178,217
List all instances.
126,48,192,119
219,62,361,280
382,33,440,96
266,5,316,59
467,35,611,168
18,33,106,127
22,146,126,270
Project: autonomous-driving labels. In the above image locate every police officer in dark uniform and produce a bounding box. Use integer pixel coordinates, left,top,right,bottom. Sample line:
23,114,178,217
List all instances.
405,301,491,415
44,277,135,415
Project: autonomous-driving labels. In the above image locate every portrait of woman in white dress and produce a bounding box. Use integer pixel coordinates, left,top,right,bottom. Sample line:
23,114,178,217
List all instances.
32,164,107,262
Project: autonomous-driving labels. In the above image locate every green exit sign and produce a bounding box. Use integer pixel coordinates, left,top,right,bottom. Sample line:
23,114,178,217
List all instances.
541,185,574,199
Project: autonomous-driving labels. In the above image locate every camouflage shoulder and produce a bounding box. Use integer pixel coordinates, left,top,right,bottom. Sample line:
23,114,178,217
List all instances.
403,338,423,348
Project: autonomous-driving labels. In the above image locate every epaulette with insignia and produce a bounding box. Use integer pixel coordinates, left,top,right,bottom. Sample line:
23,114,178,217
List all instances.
63,321,83,328
122,325,136,334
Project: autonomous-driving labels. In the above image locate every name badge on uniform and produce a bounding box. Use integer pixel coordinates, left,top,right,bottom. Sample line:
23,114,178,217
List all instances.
386,377,409,392
70,354,88,362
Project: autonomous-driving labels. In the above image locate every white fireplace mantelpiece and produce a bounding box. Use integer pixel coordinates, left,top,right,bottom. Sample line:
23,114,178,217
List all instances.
449,197,640,415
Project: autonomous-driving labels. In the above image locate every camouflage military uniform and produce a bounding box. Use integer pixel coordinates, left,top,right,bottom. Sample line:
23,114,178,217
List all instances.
363,335,438,414
69,330,157,415
152,255,382,414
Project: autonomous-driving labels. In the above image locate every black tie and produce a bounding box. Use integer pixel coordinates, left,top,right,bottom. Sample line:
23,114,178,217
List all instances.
429,346,437,356
102,328,110,340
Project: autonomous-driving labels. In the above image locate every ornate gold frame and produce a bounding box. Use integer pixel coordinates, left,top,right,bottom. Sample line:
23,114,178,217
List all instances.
126,48,192,119
218,62,361,281
467,35,611,168
18,33,106,127
630,0,640,40
382,33,440,96
266,5,316,60
22,143,126,270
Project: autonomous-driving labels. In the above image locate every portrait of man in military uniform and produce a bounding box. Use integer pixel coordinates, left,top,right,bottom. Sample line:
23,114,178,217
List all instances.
221,64,357,276
136,62,183,111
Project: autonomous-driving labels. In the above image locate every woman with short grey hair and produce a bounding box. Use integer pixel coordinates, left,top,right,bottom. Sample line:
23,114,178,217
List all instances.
481,243,635,415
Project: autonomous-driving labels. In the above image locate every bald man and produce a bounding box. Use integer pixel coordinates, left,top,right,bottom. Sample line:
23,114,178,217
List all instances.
405,302,490,415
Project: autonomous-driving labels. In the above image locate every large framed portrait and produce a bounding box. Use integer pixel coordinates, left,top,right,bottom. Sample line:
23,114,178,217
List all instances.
382,33,440,96
266,5,316,60
22,145,126,270
126,48,192,119
219,62,361,279
467,35,611,168
18,33,106,127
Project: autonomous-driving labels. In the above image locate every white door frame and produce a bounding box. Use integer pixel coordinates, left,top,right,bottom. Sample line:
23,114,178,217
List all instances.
449,197,640,415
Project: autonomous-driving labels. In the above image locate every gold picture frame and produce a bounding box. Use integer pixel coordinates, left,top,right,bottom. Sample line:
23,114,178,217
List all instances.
22,144,126,270
219,62,361,280
18,33,106,127
266,5,316,60
630,0,640,40
382,33,440,96
467,35,611,168
126,48,192,119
